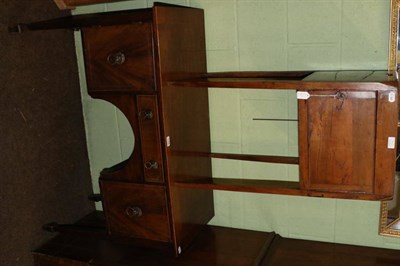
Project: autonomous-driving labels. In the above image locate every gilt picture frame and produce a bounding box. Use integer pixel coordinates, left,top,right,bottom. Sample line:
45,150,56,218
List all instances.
379,0,400,238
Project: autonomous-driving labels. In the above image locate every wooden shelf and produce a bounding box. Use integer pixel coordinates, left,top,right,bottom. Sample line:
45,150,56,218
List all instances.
171,151,299,165
210,152,299,164
174,178,302,195
169,70,397,90
173,177,392,200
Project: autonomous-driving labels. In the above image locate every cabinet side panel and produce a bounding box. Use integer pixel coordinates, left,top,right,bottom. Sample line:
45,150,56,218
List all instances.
298,98,309,190
153,6,214,255
374,89,398,196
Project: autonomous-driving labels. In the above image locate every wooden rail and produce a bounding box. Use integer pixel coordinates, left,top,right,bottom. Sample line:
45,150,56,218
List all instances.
54,0,128,9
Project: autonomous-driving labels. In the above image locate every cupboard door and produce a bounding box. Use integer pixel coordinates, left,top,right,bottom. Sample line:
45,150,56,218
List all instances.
303,91,377,193
83,23,154,92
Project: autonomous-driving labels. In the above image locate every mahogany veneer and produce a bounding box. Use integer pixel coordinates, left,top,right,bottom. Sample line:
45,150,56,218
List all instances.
12,4,214,256
11,3,399,261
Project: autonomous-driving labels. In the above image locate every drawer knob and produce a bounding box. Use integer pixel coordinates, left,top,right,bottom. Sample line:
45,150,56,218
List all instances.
140,109,153,120
107,51,126,65
144,160,158,170
125,206,143,217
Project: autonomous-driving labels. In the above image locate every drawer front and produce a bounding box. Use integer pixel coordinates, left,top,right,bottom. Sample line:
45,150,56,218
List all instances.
137,95,164,183
83,23,154,92
101,182,170,242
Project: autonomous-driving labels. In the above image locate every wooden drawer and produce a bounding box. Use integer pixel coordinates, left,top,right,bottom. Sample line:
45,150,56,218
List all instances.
83,23,154,92
137,95,164,183
101,181,170,242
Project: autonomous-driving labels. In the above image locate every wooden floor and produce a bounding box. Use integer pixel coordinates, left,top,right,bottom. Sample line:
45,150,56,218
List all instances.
33,212,400,266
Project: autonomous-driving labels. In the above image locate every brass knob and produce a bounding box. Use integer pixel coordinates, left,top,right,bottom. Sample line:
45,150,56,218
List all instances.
125,206,142,217
140,109,153,120
144,160,158,170
107,51,126,65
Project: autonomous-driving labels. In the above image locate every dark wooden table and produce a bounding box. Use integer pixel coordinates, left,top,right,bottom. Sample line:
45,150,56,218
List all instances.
33,212,400,266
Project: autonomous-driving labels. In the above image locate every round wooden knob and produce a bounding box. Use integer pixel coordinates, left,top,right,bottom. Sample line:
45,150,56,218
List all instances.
125,206,142,217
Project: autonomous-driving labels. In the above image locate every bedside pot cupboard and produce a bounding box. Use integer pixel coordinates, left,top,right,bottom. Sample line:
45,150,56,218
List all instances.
10,3,399,257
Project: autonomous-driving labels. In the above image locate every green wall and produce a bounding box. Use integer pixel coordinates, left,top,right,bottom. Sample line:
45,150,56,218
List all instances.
73,0,400,249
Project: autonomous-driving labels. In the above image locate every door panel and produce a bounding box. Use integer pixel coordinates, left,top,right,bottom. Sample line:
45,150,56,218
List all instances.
306,91,376,193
